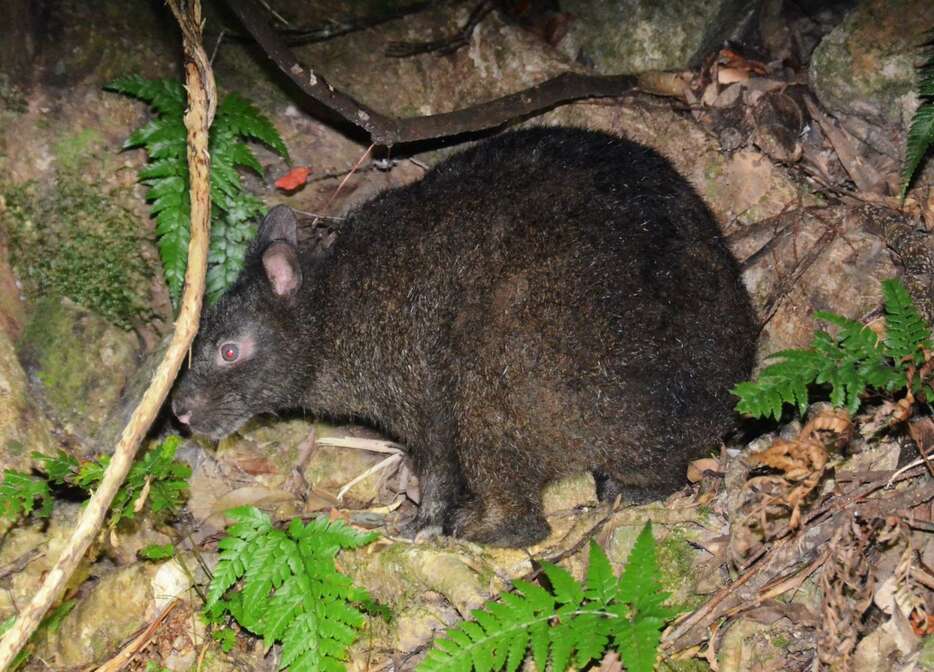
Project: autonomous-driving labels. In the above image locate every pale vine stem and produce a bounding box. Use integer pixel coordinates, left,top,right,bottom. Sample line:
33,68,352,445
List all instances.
0,1,215,667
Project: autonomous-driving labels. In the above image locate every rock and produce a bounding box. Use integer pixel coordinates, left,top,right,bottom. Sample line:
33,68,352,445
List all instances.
557,0,758,73
0,219,56,472
0,504,96,623
810,0,931,132
38,563,154,667
0,229,24,339
729,204,901,359
808,0,934,195
0,325,57,474
17,296,140,446
718,615,814,671
758,0,857,66
35,553,211,668
91,333,169,454
342,540,505,662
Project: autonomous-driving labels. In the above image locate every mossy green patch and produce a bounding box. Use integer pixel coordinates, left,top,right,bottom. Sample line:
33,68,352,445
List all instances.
657,527,706,611
13,268,141,439
2,174,155,330
771,634,790,649
19,297,94,418
5,440,25,457
921,635,934,669
658,658,711,672
53,129,103,172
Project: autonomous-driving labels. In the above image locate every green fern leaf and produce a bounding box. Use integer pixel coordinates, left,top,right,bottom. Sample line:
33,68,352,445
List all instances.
0,471,52,520
732,348,822,420
33,451,79,485
217,92,290,161
882,278,932,364
230,142,265,175
540,562,583,606
106,75,185,115
281,612,319,670
732,279,931,419
110,77,291,306
614,616,666,672
617,523,672,618
205,509,377,672
548,621,574,672
574,614,612,668
419,522,678,672
584,541,617,606
901,71,934,198
139,158,186,180
154,205,190,303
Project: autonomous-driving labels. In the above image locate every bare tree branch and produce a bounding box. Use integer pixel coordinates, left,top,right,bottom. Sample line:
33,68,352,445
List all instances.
0,1,215,667
385,0,494,57
224,0,643,147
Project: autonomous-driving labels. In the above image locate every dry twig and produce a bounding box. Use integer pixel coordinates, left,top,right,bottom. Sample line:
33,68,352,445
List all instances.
0,2,215,667
817,515,900,670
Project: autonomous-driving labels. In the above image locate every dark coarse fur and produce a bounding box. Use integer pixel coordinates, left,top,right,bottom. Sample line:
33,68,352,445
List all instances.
173,127,758,547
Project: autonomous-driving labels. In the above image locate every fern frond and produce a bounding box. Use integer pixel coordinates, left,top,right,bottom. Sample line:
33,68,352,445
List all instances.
732,349,822,420
882,278,933,364
901,37,934,199
106,75,185,115
205,508,377,672
732,278,930,419
216,93,291,161
108,76,290,306
0,471,52,520
418,523,678,672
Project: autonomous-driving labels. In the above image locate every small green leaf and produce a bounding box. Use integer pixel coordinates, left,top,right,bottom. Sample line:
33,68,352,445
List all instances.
139,544,176,560
212,627,237,653
540,562,583,606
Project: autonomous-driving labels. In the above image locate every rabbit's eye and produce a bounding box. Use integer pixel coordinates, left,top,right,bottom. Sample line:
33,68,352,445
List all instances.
220,343,239,362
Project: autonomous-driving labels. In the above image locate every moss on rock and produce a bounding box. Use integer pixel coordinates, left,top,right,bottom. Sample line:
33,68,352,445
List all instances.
2,173,155,330
18,295,139,440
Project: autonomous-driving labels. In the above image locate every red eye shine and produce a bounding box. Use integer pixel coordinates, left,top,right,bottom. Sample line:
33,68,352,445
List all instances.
221,343,239,362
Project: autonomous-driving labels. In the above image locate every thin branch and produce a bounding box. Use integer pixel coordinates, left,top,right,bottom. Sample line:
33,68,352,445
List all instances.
385,0,494,57
278,2,435,46
0,1,215,667
224,0,641,147
213,3,436,47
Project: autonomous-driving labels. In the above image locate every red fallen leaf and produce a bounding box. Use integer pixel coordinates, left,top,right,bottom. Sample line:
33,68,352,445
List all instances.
275,166,311,191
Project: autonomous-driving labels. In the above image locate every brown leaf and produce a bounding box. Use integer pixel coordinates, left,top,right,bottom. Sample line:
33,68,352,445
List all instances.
688,457,721,483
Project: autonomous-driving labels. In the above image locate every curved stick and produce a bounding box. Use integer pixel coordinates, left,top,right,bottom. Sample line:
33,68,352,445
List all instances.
0,1,215,667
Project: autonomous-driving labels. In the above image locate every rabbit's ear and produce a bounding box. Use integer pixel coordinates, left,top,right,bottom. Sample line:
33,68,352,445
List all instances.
262,241,302,299
258,205,298,246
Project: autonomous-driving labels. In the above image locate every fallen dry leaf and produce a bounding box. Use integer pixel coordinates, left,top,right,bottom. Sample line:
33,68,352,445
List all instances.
688,457,721,482
275,166,312,191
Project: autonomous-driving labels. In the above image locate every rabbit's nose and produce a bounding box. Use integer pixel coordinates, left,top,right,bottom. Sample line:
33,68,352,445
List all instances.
172,399,192,426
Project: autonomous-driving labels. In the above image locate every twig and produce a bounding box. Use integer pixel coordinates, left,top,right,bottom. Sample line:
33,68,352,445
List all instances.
316,436,406,455
92,598,182,672
336,453,403,501
220,2,436,46
322,144,375,217
0,549,43,581
385,0,494,57
662,477,934,653
887,456,932,488
224,0,640,147
0,2,215,667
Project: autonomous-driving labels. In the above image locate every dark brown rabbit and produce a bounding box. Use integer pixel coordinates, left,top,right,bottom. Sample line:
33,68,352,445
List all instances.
172,127,757,547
